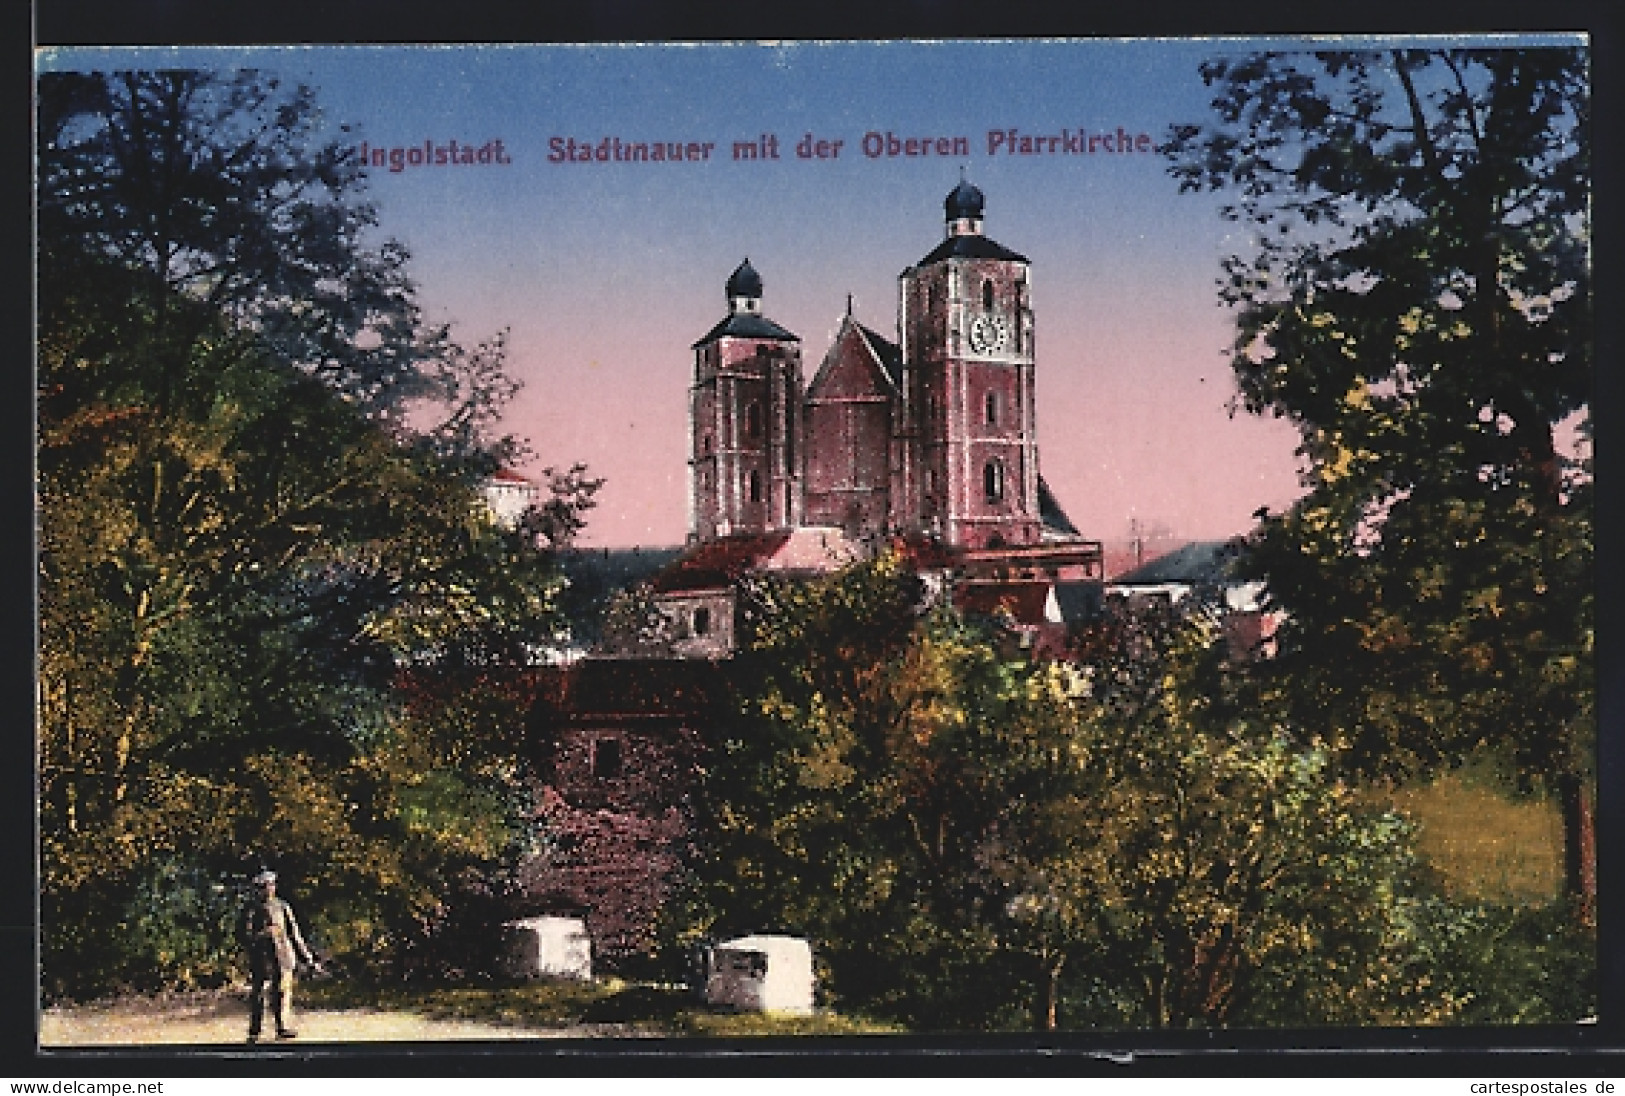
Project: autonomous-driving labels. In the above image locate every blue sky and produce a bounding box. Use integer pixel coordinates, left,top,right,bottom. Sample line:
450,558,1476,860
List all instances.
36,36,1583,548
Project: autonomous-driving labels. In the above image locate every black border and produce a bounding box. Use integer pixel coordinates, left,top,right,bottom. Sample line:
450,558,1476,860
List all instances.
16,0,1625,1077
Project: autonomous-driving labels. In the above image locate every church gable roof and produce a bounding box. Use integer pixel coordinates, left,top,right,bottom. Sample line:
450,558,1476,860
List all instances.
855,322,903,383
807,316,900,401
1038,476,1081,538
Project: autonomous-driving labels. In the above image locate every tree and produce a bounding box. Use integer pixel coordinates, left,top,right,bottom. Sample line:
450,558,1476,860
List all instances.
1164,48,1593,918
36,70,589,996
1065,609,1448,1027
40,71,440,418
679,557,1448,1030
36,269,556,993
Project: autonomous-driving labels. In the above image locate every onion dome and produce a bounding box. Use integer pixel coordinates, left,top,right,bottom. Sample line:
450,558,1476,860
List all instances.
945,178,985,222
726,258,763,301
694,258,798,346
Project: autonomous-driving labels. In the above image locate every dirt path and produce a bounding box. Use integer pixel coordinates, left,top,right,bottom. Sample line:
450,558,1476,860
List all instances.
39,991,646,1047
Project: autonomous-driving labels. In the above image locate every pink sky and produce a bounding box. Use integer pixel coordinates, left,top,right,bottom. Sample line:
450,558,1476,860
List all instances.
42,41,1315,548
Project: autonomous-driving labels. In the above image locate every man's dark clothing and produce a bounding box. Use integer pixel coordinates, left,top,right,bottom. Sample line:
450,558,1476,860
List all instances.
238,893,315,1039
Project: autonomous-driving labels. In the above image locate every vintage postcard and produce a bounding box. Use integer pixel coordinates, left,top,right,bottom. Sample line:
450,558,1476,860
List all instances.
34,37,1595,1051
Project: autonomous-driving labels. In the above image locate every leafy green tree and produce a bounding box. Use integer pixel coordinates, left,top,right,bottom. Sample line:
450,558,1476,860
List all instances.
680,558,1447,1030
1063,611,1448,1027
36,70,587,997
40,71,438,419
1164,48,1594,918
37,273,553,993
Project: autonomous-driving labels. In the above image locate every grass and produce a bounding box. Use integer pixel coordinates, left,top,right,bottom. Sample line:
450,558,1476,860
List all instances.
301,976,903,1037
1384,761,1564,904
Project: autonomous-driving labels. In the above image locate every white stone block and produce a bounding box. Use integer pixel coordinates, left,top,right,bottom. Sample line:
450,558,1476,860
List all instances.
503,916,592,980
704,934,815,1014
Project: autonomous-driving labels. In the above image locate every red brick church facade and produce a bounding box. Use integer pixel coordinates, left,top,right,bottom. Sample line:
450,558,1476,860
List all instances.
691,178,1051,551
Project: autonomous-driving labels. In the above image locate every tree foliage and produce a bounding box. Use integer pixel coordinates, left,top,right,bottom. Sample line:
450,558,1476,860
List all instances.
677,558,1452,1030
36,70,586,999
1164,48,1593,911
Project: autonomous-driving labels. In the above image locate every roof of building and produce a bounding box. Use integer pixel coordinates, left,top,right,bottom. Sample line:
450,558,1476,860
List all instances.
647,531,797,594
914,233,1029,267
726,258,763,299
488,468,535,485
1110,538,1248,587
808,315,903,399
692,312,800,346
1037,476,1080,537
1052,580,1103,624
855,321,903,388
651,527,862,594
945,178,985,221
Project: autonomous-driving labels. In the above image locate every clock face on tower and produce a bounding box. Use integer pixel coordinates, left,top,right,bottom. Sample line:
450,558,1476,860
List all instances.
968,312,1011,355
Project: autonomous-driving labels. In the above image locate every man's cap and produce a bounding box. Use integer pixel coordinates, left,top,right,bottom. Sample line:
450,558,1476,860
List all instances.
253,870,277,884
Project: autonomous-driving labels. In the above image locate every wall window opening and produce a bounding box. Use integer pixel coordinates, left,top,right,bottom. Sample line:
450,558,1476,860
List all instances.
984,460,1005,504
592,737,622,780
749,469,763,503
693,606,711,636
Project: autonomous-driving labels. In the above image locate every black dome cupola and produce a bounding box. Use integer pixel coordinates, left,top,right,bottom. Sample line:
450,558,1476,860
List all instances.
727,258,764,313
945,177,985,223
693,259,798,347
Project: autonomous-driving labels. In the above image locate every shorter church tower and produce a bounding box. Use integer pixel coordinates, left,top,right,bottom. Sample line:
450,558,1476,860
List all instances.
689,260,803,541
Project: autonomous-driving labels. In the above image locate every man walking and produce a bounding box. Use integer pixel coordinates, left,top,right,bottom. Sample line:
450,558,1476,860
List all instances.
238,869,321,1043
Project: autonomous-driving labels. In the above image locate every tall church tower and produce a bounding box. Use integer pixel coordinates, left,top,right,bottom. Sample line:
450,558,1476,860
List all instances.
895,179,1041,548
689,259,803,542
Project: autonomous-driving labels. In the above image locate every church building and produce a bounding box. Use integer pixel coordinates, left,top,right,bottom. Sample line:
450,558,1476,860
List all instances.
521,181,1102,968
689,177,1061,553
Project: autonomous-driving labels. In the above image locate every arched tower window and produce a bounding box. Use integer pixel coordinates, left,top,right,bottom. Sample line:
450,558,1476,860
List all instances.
746,401,762,439
982,278,994,310
749,469,763,503
985,390,999,426
984,459,1005,504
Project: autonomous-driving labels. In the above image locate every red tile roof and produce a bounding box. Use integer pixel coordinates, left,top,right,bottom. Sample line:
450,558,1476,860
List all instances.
647,531,796,593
